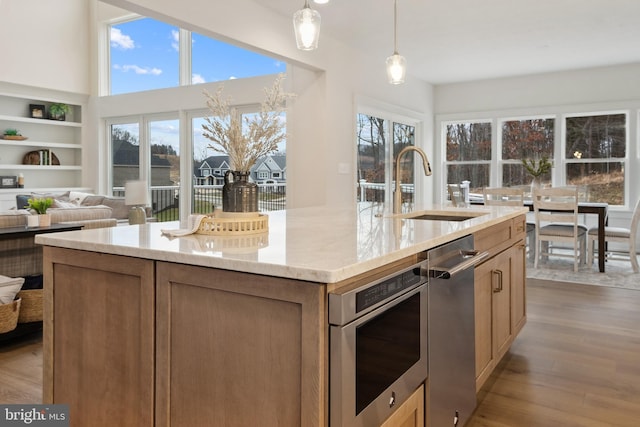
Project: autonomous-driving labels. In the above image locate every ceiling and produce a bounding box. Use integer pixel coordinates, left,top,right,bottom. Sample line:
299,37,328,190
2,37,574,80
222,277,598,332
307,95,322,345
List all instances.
256,0,640,84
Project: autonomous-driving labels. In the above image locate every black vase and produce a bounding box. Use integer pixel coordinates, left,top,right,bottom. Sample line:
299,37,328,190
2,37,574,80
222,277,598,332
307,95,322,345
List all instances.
222,171,258,212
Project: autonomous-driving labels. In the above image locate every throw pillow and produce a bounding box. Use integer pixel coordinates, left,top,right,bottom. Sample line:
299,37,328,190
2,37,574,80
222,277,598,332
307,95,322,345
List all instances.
53,198,79,208
81,195,106,206
100,198,130,220
16,194,30,210
31,191,70,200
0,275,25,304
69,191,94,205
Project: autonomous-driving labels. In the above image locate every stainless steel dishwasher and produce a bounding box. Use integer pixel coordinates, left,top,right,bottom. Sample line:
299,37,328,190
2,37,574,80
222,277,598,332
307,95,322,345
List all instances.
427,235,488,427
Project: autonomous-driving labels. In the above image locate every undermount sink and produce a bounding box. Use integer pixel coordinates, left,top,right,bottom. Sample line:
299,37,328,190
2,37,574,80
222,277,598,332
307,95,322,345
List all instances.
409,213,479,221
397,211,489,222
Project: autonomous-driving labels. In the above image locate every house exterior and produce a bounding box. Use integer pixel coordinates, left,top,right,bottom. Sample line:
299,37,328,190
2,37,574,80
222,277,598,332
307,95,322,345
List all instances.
194,154,286,186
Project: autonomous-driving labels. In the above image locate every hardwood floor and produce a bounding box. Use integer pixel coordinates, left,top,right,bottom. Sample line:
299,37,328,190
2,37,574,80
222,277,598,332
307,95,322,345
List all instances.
1,279,639,427
0,329,42,404
469,279,640,427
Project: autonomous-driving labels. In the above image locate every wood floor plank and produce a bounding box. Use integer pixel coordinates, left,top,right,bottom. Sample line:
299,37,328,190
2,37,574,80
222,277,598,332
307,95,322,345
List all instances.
0,330,42,404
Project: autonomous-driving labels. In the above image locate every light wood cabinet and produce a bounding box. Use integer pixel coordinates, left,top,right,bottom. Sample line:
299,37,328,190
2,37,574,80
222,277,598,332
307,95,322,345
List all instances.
380,385,424,427
474,215,526,392
155,262,326,427
42,248,155,426
43,248,326,427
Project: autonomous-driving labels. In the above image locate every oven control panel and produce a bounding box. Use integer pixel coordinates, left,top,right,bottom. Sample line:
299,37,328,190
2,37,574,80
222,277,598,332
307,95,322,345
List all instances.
329,260,427,326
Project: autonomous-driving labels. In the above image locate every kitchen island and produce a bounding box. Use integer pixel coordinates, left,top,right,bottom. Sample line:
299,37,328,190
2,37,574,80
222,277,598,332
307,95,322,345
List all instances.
36,203,528,427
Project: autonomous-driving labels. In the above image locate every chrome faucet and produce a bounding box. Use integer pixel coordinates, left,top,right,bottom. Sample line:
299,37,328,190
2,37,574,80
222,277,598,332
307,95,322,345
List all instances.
393,146,432,214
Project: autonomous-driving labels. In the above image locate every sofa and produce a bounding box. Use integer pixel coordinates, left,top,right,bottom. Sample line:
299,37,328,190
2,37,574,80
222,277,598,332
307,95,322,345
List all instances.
0,190,151,337
16,190,151,229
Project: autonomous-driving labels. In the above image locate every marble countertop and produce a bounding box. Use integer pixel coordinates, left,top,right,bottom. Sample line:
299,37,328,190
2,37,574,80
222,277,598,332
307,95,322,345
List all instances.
35,203,527,283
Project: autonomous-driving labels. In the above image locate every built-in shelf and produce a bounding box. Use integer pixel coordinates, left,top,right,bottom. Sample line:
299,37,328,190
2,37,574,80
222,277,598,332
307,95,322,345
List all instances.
0,164,82,170
0,114,81,127
0,89,85,209
0,140,81,149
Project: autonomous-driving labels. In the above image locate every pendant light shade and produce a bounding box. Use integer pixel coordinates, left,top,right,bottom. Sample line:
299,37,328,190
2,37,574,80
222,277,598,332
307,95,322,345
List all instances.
386,53,407,85
293,0,321,51
386,0,406,84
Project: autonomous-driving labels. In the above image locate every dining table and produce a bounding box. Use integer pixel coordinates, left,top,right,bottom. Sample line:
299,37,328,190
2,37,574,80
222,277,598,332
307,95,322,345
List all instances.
472,198,609,272
523,200,609,273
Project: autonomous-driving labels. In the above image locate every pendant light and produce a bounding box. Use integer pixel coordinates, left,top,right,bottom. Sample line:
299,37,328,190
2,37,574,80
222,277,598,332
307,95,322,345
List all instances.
386,0,406,84
293,0,321,51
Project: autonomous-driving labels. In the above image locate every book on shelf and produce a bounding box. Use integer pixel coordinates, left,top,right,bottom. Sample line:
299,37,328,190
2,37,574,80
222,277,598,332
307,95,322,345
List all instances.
38,149,52,165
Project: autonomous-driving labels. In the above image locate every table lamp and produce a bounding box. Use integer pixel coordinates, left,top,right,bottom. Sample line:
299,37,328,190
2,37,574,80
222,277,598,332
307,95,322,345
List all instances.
125,180,148,225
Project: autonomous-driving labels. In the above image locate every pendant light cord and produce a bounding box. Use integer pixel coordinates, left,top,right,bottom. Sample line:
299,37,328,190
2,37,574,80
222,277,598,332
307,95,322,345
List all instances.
393,0,398,54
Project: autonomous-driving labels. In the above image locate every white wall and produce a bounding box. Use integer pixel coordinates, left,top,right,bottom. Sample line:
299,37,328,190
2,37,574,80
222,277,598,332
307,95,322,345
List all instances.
434,63,640,114
0,0,90,95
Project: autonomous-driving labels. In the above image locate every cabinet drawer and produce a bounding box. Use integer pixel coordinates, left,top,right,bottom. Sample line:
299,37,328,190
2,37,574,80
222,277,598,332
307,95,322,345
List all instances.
474,215,525,261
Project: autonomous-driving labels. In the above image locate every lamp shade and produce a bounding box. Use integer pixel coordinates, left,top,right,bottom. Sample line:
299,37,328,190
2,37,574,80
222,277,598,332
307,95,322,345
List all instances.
125,180,148,206
293,1,321,50
386,53,407,84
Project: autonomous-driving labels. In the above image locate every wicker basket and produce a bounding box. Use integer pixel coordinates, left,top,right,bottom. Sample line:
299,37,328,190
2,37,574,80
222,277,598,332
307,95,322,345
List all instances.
17,289,43,323
197,211,269,236
0,298,21,333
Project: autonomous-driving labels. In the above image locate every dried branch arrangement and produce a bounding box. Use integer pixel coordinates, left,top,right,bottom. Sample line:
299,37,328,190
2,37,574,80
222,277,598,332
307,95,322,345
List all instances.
202,74,296,172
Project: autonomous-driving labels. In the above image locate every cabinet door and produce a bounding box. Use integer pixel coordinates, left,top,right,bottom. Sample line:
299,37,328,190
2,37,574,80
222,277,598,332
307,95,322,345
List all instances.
492,248,513,361
474,246,517,391
511,240,527,334
381,385,424,427
155,262,326,427
474,256,496,390
43,248,155,427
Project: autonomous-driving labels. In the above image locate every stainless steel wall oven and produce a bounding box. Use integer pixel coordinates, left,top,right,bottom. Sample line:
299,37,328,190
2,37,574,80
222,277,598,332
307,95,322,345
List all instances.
329,259,428,427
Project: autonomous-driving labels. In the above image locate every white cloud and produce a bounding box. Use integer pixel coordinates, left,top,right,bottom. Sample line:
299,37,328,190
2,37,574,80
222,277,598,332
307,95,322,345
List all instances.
229,76,237,80
171,30,179,52
110,28,135,50
192,74,206,84
113,64,163,75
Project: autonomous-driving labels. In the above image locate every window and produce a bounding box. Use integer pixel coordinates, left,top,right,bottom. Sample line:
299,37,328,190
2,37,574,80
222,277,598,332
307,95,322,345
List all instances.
108,17,284,95
110,122,140,188
149,118,180,219
191,108,287,214
501,118,555,187
444,121,491,194
439,109,630,206
110,18,179,95
191,32,284,84
356,113,418,207
565,113,626,204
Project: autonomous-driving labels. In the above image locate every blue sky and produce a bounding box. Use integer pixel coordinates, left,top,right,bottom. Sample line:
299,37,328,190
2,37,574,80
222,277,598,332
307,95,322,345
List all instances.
110,17,285,94
110,17,287,160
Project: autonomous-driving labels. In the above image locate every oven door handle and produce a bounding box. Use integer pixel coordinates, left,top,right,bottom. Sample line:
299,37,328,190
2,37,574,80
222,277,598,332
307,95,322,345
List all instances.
429,250,489,279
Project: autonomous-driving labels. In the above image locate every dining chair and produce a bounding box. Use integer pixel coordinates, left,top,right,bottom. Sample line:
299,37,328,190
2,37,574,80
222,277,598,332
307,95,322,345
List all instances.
532,186,587,272
483,187,536,260
482,187,524,206
587,198,640,273
448,184,465,207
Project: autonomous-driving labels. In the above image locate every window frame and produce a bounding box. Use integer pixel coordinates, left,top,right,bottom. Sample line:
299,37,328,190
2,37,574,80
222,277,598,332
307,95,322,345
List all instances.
356,101,425,208
437,104,636,209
